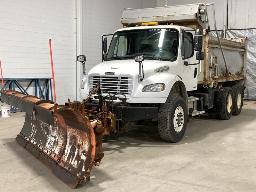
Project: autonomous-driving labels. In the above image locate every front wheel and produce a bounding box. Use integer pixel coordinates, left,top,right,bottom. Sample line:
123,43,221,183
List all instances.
158,95,188,143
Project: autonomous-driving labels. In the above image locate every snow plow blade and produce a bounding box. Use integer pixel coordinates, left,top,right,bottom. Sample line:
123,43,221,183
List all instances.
0,90,98,188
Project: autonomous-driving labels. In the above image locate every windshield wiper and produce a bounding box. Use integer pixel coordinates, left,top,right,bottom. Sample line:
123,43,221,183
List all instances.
107,53,172,61
124,53,156,60
108,54,142,60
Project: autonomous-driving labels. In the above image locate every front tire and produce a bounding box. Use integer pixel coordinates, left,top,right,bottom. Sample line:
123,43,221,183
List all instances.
158,95,188,143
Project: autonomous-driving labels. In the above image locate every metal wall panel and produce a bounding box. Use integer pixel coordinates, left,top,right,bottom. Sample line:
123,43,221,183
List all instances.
228,0,256,29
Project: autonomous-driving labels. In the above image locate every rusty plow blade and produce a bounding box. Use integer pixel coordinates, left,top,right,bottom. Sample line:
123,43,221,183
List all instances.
1,91,97,188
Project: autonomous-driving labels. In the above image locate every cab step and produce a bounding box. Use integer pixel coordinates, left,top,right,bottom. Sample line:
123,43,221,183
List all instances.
188,96,205,117
192,110,205,117
188,96,199,103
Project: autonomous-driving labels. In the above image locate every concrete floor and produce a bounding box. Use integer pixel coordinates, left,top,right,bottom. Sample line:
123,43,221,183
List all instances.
0,101,256,192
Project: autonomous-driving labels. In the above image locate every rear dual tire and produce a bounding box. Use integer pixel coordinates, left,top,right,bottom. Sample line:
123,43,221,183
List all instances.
217,87,233,120
217,86,244,120
232,86,244,115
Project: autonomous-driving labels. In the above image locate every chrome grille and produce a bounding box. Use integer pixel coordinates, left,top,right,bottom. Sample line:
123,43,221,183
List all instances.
89,75,133,95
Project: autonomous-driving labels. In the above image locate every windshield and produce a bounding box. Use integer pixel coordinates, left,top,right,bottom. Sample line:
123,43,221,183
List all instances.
107,28,179,61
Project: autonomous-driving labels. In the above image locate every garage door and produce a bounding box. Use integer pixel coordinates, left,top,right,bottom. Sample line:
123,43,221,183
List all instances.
0,0,77,103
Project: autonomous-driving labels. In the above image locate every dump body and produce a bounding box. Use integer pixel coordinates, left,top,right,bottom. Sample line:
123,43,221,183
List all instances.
199,35,246,85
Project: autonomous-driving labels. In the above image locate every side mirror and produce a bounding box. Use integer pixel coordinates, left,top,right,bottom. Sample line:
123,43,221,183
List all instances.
135,55,144,81
102,37,108,61
77,55,86,75
194,29,203,51
196,51,204,60
135,55,144,63
77,55,86,63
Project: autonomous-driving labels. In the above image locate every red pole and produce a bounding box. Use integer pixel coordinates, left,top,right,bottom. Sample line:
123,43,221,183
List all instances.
0,59,4,88
49,39,57,103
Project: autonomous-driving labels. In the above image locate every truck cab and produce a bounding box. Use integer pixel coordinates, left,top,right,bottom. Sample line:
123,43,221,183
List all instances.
83,25,199,103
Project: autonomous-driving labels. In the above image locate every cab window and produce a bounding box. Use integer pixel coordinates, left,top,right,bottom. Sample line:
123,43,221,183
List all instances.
182,31,194,59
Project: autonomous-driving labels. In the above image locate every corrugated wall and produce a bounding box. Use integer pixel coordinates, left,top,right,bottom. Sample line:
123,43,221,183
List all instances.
228,0,256,29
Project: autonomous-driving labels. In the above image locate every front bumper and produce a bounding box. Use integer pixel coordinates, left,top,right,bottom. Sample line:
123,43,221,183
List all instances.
86,100,159,122
115,105,159,122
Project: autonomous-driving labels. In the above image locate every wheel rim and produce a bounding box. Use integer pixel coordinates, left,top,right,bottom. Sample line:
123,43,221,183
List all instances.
237,93,242,109
173,105,184,133
227,93,233,113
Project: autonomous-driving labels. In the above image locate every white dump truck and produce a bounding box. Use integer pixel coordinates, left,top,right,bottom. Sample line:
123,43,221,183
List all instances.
80,3,246,143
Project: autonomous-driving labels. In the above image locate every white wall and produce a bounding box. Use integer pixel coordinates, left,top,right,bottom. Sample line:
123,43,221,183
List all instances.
0,0,77,104
81,0,156,72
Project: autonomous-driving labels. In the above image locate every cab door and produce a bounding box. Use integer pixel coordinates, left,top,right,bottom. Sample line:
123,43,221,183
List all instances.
180,30,198,91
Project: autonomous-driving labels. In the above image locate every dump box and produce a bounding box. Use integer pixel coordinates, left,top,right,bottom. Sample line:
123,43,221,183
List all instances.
199,35,246,85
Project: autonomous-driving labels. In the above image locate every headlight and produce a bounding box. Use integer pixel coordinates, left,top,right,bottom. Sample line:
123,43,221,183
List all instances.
142,83,165,92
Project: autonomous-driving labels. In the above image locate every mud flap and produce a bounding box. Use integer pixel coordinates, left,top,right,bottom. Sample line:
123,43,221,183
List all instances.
1,91,96,188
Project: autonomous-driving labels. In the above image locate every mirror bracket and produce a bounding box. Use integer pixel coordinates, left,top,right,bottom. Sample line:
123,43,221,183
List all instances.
77,55,87,75
135,55,144,81
77,55,86,63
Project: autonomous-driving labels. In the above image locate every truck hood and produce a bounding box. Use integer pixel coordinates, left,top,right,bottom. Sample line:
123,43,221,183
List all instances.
88,59,176,76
